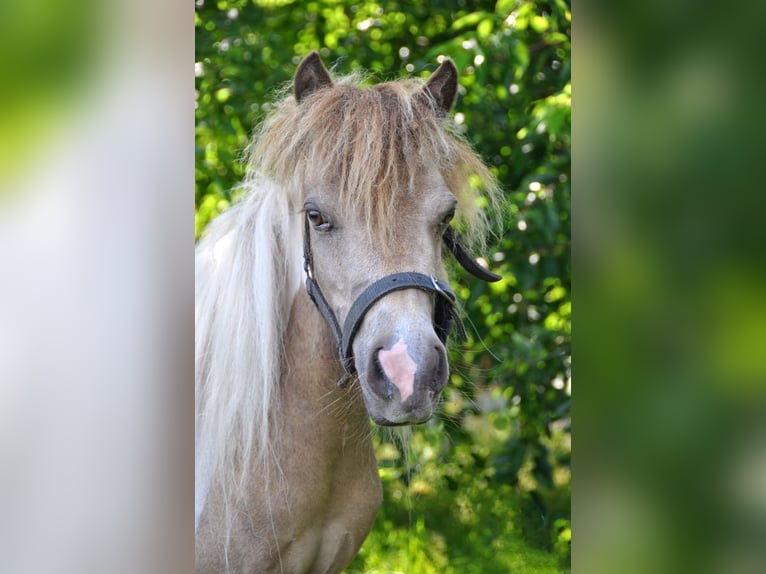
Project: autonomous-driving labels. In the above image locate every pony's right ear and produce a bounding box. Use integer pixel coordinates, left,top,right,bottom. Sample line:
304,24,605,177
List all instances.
294,51,333,103
421,59,459,117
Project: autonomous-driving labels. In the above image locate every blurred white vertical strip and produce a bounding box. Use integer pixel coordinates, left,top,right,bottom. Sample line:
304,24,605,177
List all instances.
0,1,193,572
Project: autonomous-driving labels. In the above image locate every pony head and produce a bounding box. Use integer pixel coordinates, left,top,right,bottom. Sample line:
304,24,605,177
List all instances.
250,52,499,425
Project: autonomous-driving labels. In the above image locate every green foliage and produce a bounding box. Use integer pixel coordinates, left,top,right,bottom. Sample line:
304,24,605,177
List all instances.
0,0,102,183
347,414,569,572
196,0,570,570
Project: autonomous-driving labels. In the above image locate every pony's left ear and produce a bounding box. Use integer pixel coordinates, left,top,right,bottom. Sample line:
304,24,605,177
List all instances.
422,59,459,117
294,51,333,103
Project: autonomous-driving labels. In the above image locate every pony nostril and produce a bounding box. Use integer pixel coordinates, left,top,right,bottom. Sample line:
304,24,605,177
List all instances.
368,352,395,400
376,340,418,402
428,346,449,393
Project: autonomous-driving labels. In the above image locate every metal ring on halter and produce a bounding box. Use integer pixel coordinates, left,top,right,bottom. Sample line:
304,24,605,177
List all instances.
429,275,447,298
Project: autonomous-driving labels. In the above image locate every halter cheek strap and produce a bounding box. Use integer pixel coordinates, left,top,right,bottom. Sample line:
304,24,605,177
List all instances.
302,214,500,385
303,217,344,346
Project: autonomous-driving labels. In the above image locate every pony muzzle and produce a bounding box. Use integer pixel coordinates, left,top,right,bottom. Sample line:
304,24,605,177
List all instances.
361,336,448,425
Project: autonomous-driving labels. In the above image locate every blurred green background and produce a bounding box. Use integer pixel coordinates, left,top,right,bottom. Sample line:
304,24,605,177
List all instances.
574,4,766,573
196,0,571,571
0,0,102,185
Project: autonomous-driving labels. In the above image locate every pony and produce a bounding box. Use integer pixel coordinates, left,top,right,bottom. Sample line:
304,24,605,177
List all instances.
195,52,501,573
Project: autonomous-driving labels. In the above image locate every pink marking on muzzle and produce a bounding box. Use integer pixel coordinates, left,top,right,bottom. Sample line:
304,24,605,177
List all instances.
377,339,418,402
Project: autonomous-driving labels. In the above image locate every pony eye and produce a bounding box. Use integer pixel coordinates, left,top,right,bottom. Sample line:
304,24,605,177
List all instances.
307,209,331,230
441,208,456,226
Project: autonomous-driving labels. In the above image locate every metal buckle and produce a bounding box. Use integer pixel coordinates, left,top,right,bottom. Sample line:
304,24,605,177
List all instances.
305,260,314,280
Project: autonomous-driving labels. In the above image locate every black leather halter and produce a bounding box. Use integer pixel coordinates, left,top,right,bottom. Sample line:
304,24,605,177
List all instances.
303,216,501,386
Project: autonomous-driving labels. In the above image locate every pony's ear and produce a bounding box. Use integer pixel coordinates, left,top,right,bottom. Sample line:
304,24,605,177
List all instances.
294,51,333,103
422,59,459,116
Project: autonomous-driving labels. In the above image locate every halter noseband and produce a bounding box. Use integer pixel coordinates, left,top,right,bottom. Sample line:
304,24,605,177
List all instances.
302,215,501,386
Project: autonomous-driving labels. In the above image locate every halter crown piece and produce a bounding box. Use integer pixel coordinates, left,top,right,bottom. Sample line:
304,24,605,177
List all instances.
302,215,501,386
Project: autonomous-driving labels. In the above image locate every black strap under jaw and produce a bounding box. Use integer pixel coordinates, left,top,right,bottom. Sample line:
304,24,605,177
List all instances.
302,214,500,385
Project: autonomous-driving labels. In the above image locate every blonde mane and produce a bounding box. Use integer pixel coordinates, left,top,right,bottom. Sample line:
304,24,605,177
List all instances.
195,68,500,537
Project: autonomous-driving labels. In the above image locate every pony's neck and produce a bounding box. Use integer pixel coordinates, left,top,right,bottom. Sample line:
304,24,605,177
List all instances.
252,288,382,572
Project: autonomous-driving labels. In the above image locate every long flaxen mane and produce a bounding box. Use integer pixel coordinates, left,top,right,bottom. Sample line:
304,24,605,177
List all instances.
195,65,500,534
